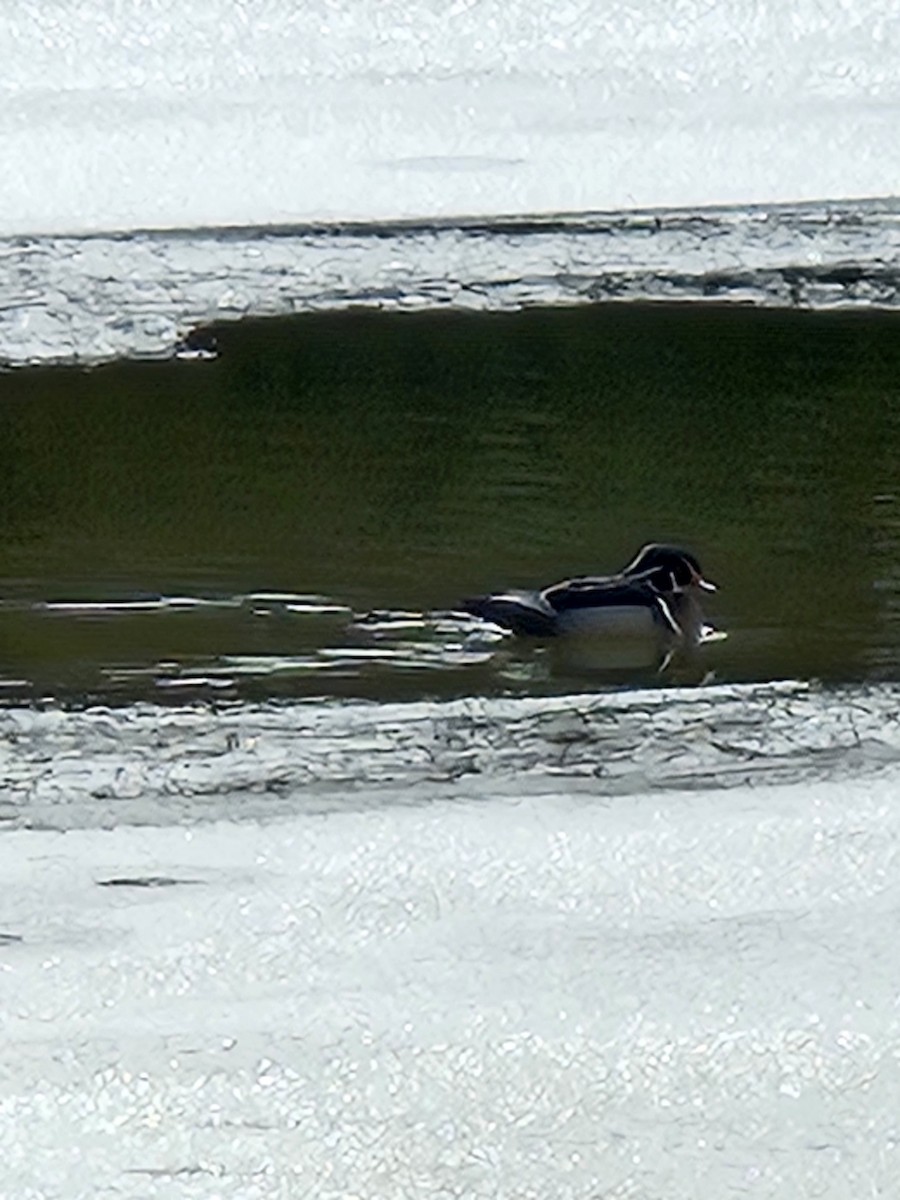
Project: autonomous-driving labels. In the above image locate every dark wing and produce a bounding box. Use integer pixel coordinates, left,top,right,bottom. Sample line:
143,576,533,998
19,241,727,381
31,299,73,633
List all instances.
461,590,557,637
542,575,641,611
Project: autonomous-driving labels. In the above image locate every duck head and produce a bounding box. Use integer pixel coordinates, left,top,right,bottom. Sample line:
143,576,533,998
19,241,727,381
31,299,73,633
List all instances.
621,543,717,593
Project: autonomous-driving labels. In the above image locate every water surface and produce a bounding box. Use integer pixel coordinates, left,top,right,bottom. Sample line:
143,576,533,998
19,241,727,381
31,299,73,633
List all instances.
2,303,899,702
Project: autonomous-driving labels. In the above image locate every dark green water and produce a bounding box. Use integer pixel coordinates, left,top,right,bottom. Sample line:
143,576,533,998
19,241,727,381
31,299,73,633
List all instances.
1,304,899,702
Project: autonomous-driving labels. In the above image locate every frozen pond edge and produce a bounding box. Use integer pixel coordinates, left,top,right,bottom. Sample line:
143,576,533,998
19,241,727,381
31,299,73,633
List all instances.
3,746,900,1198
3,679,900,832
3,196,900,369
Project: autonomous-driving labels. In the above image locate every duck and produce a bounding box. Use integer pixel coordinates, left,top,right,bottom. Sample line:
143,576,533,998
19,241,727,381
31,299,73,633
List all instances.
461,544,718,644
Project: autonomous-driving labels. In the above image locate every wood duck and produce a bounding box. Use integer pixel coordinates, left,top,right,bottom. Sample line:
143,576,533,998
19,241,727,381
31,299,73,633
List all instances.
461,544,718,644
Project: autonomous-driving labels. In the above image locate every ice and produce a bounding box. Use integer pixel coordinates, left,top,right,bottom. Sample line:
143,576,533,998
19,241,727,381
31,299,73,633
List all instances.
4,200,900,367
1,0,898,235
2,685,900,1193
3,768,900,1196
4,682,900,830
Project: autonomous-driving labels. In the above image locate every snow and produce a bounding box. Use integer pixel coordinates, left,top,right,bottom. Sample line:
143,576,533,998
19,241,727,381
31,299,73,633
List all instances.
3,0,898,365
3,684,900,1195
3,769,900,1197
1,0,899,235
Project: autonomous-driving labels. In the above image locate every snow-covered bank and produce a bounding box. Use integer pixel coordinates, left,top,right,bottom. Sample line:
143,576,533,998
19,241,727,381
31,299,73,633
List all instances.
4,681,900,831
4,198,900,368
3,0,898,367
3,767,900,1198
2,0,898,235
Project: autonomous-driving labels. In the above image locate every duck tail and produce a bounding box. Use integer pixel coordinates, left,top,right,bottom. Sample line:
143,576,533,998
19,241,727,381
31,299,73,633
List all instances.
460,593,556,638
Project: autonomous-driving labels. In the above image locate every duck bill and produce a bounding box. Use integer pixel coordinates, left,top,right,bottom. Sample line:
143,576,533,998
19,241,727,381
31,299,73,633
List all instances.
696,576,718,592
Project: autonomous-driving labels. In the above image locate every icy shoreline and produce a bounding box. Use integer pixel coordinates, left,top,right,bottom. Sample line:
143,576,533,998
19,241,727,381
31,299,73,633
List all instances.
5,684,900,1195
3,197,900,369
4,759,900,1197
3,680,900,832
